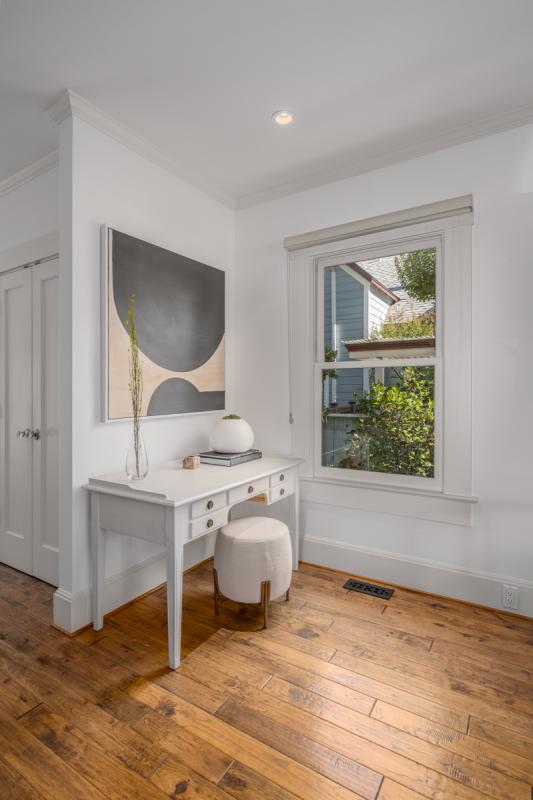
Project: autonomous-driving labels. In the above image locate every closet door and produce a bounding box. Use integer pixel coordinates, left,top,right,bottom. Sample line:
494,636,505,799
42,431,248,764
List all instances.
32,259,59,585
0,268,33,574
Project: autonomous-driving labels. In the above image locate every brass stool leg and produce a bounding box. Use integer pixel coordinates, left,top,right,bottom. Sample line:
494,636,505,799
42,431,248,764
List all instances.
213,568,221,615
285,588,290,602
260,580,271,628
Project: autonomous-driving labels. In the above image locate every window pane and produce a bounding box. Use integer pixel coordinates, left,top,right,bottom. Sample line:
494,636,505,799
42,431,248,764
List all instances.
322,366,435,478
323,248,436,363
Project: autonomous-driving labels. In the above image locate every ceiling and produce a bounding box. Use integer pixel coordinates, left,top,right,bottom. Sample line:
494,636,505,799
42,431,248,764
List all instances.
2,0,533,207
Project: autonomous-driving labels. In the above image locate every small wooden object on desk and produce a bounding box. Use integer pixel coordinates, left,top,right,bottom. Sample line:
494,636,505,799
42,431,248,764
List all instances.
183,455,201,469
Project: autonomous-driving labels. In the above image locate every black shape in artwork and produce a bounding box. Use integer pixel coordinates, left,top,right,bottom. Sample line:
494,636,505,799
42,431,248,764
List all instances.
147,378,225,416
112,230,224,372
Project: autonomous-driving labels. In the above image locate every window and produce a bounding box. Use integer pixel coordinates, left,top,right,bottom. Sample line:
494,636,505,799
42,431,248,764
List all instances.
317,243,440,487
286,196,474,510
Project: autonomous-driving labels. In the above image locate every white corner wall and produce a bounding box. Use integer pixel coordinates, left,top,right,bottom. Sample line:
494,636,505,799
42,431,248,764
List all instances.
0,167,58,255
54,114,235,631
235,123,533,617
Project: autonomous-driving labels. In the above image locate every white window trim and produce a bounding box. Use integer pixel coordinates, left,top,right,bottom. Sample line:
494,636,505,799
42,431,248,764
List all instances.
286,197,476,523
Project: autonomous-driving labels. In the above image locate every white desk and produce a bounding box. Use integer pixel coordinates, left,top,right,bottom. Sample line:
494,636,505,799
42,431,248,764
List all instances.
86,455,302,668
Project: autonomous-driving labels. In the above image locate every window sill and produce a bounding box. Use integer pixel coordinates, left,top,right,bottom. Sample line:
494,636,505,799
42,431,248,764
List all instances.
300,475,476,527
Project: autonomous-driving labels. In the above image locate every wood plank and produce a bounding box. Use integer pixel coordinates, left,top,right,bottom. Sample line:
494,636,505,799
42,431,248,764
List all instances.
258,676,530,800
0,624,152,729
371,701,533,784
19,704,170,800
219,761,302,800
0,666,40,718
468,715,533,762
430,638,533,686
383,604,533,648
259,624,338,661
133,708,235,784
0,756,46,800
331,650,533,739
216,694,487,800
224,633,469,731
274,613,533,702
150,756,234,799
327,635,533,718
130,671,528,800
216,697,383,799
203,641,533,798
0,706,107,800
92,635,229,713
181,640,375,715
377,778,427,800
126,677,369,800
0,640,167,777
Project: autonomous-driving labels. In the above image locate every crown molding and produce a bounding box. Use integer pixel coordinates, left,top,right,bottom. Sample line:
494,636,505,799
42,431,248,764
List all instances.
236,102,533,209
44,89,533,212
0,151,59,199
47,89,235,209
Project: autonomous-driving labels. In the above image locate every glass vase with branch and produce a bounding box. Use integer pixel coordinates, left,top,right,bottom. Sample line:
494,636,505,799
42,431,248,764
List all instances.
125,294,148,480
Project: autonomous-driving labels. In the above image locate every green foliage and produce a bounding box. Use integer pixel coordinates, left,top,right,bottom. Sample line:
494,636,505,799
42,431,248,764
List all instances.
379,308,435,340
223,413,241,419
323,346,337,379
322,347,338,422
395,249,436,302
338,367,434,477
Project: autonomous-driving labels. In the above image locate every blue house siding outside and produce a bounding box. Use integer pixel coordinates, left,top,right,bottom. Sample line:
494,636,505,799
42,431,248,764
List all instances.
368,289,390,338
324,267,365,404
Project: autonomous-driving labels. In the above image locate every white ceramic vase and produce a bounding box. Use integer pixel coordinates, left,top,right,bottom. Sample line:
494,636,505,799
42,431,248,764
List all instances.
210,417,254,453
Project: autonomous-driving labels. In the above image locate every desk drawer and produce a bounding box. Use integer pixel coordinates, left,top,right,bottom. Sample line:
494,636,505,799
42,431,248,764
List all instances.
270,476,294,503
228,476,269,505
191,491,227,519
270,468,292,488
190,507,228,539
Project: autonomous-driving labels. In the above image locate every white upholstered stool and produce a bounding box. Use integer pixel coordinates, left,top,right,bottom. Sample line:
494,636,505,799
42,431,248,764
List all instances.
213,516,292,627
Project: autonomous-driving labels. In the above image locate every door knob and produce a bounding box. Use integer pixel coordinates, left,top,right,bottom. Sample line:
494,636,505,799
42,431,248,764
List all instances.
16,428,31,439
31,429,41,441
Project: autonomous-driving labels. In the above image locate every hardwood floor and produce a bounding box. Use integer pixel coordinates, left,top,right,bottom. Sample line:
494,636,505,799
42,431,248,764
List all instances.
1,560,532,799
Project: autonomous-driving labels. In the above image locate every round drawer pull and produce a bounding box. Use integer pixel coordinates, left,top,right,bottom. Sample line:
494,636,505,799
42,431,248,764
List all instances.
280,488,285,496
207,499,214,510
280,473,285,481
207,518,214,528
248,485,254,494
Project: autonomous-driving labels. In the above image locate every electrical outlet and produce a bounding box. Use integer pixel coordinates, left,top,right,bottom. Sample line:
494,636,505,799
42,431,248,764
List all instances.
502,584,519,610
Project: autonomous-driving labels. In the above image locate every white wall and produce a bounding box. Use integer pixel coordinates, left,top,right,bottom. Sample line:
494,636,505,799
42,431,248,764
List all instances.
235,123,533,615
0,167,58,256
54,114,234,630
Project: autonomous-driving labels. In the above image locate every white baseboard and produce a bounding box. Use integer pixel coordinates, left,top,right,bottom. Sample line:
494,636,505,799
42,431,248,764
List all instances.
53,532,216,633
53,552,166,633
301,534,533,618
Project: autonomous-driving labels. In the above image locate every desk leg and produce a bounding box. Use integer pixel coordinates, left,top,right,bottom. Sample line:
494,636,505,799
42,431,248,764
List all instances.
166,506,186,669
289,471,300,571
91,494,106,630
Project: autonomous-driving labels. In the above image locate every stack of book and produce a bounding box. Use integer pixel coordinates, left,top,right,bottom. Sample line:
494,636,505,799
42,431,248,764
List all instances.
199,449,262,467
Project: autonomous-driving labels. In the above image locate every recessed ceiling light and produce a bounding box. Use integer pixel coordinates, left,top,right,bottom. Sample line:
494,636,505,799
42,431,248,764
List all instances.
272,110,294,126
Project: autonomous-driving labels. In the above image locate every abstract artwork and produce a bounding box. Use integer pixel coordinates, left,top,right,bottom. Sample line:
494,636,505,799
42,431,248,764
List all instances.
102,227,225,420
